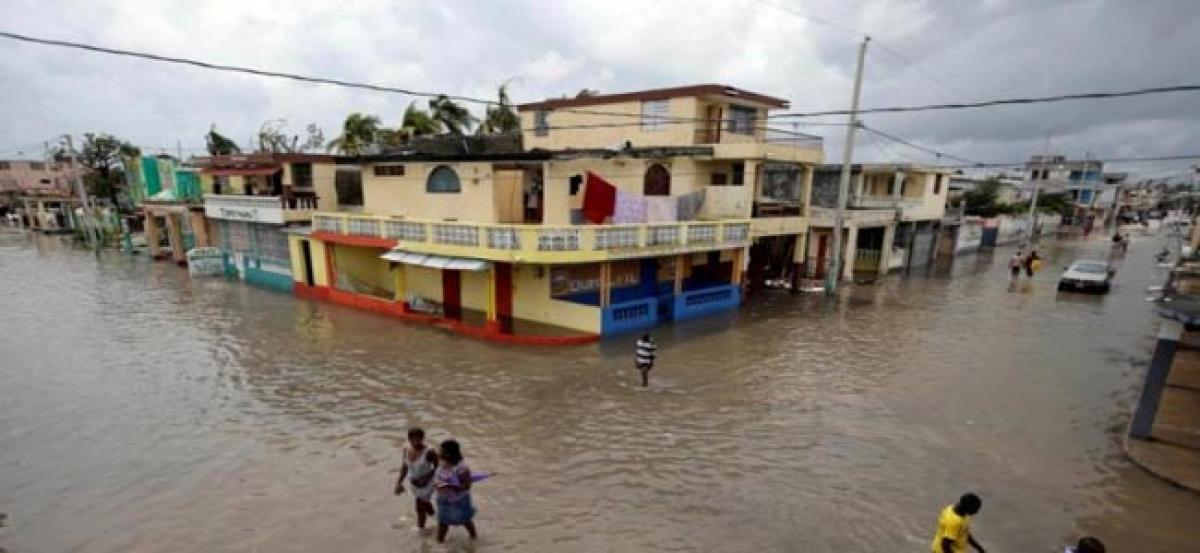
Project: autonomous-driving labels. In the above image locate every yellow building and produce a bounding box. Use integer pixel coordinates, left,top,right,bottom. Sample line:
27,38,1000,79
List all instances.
287,84,823,343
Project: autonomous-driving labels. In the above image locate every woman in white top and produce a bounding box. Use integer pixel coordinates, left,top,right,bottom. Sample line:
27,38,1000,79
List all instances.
394,427,439,529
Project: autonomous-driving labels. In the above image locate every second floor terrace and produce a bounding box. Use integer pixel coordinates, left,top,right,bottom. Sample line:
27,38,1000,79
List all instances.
517,84,823,164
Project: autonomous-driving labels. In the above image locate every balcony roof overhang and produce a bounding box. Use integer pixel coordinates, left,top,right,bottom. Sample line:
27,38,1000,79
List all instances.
381,249,491,272
200,166,281,176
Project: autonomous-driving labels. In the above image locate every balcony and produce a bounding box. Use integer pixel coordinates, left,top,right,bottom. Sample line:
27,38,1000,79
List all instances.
204,193,317,225
310,213,753,263
692,127,823,162
850,196,922,210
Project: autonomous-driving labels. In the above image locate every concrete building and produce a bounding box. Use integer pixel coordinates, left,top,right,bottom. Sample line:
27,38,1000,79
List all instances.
809,164,950,281
286,84,823,342
129,155,214,264
0,159,81,198
195,153,342,291
947,173,1028,206
1024,154,1116,229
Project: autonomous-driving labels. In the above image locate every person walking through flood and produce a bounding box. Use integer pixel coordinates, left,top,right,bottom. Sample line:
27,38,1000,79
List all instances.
434,439,477,543
635,333,657,387
1008,250,1024,281
931,493,986,553
1024,250,1042,278
394,427,438,530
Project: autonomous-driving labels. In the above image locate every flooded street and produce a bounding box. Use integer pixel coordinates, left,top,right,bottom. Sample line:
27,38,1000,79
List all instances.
1,229,1198,552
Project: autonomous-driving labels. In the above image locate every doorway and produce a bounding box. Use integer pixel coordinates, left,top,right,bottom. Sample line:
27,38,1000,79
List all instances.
301,240,315,286
442,270,462,320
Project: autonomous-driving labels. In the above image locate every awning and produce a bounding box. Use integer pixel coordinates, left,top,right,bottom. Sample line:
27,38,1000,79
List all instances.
380,250,491,272
200,166,281,176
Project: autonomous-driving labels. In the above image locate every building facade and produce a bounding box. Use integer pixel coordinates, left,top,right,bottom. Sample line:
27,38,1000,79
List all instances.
809,164,950,280
286,84,823,342
196,154,342,291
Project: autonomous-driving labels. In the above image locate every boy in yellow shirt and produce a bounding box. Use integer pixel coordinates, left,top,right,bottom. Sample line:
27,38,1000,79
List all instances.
931,493,986,553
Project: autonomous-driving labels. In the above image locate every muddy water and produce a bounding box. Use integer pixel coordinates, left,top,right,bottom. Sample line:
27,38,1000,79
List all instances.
0,229,1197,552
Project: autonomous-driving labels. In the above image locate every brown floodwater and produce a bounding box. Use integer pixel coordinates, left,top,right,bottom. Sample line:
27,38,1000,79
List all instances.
0,228,1198,552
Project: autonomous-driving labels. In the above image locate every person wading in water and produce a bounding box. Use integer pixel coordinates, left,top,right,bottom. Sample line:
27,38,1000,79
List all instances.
931,493,986,553
394,427,438,530
635,333,657,387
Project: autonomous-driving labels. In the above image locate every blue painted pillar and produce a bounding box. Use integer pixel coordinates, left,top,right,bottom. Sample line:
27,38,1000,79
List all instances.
1130,320,1183,439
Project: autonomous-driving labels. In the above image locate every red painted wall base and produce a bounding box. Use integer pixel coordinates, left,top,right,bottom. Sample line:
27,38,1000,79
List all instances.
291,283,598,346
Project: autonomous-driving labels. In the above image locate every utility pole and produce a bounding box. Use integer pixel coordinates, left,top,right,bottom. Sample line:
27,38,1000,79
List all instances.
1026,132,1051,248
64,134,97,250
826,36,869,295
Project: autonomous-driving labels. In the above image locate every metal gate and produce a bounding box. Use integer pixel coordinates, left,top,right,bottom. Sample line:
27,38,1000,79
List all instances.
910,226,934,268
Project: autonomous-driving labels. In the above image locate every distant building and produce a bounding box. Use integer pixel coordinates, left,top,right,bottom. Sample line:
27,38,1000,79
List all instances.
0,159,83,198
1024,154,1116,227
947,173,1028,206
809,163,950,280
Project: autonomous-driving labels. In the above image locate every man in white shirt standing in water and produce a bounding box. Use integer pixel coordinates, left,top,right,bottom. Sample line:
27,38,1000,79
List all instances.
635,333,657,387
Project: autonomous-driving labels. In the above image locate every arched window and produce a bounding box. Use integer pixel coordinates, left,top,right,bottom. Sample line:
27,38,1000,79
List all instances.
426,165,461,193
643,164,671,196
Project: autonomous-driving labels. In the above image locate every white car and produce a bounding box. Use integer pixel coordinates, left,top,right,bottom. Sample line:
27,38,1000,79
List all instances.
1057,260,1113,293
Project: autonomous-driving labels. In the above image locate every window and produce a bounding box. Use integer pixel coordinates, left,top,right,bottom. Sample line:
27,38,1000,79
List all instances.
727,106,756,135
292,163,313,188
641,100,669,132
1069,170,1081,181
711,173,729,185
934,174,942,195
731,162,745,186
426,165,461,193
373,164,406,177
29,162,45,170
212,175,229,194
39,178,51,184
643,164,671,196
335,168,364,206
534,110,550,136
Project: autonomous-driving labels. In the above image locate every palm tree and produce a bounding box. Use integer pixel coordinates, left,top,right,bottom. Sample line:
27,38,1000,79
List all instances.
327,113,381,155
478,85,521,135
428,95,478,136
399,102,442,140
206,125,241,156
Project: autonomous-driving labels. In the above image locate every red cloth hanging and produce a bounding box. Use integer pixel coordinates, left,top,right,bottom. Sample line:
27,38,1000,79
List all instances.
581,171,617,224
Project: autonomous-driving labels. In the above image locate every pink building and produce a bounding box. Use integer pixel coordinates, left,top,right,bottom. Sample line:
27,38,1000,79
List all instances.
0,159,81,196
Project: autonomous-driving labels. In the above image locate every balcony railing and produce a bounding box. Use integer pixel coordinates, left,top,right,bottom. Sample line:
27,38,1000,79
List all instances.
310,213,753,263
850,196,922,210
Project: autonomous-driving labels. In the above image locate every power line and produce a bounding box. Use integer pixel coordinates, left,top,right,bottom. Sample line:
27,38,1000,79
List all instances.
859,124,984,166
769,84,1200,118
928,153,1200,170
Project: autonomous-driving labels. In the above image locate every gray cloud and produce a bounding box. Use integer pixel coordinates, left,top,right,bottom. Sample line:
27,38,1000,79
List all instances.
1,0,1197,178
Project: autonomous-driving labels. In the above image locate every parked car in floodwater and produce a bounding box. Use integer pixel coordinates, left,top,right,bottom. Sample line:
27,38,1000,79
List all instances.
1058,260,1114,293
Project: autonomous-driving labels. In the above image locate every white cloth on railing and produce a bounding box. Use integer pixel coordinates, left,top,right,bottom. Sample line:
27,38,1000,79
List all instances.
646,197,677,222
613,191,647,224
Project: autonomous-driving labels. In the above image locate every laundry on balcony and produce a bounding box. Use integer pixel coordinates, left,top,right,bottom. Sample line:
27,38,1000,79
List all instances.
613,190,647,224
582,171,617,223
646,197,677,222
380,249,490,272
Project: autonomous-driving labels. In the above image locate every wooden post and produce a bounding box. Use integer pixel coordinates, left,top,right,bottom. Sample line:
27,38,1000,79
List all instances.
485,264,498,328
674,254,685,295
600,262,611,308
731,247,744,285
165,214,186,264
189,210,211,248
144,211,162,258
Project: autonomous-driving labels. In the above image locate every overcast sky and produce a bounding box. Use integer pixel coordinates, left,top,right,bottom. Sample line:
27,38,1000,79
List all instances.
1,0,1198,179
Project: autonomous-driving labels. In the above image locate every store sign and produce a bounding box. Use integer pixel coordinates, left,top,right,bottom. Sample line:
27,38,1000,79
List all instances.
550,261,640,297
204,198,285,224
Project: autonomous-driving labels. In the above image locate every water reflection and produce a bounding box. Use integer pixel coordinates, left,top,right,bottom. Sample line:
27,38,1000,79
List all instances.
0,230,1196,552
